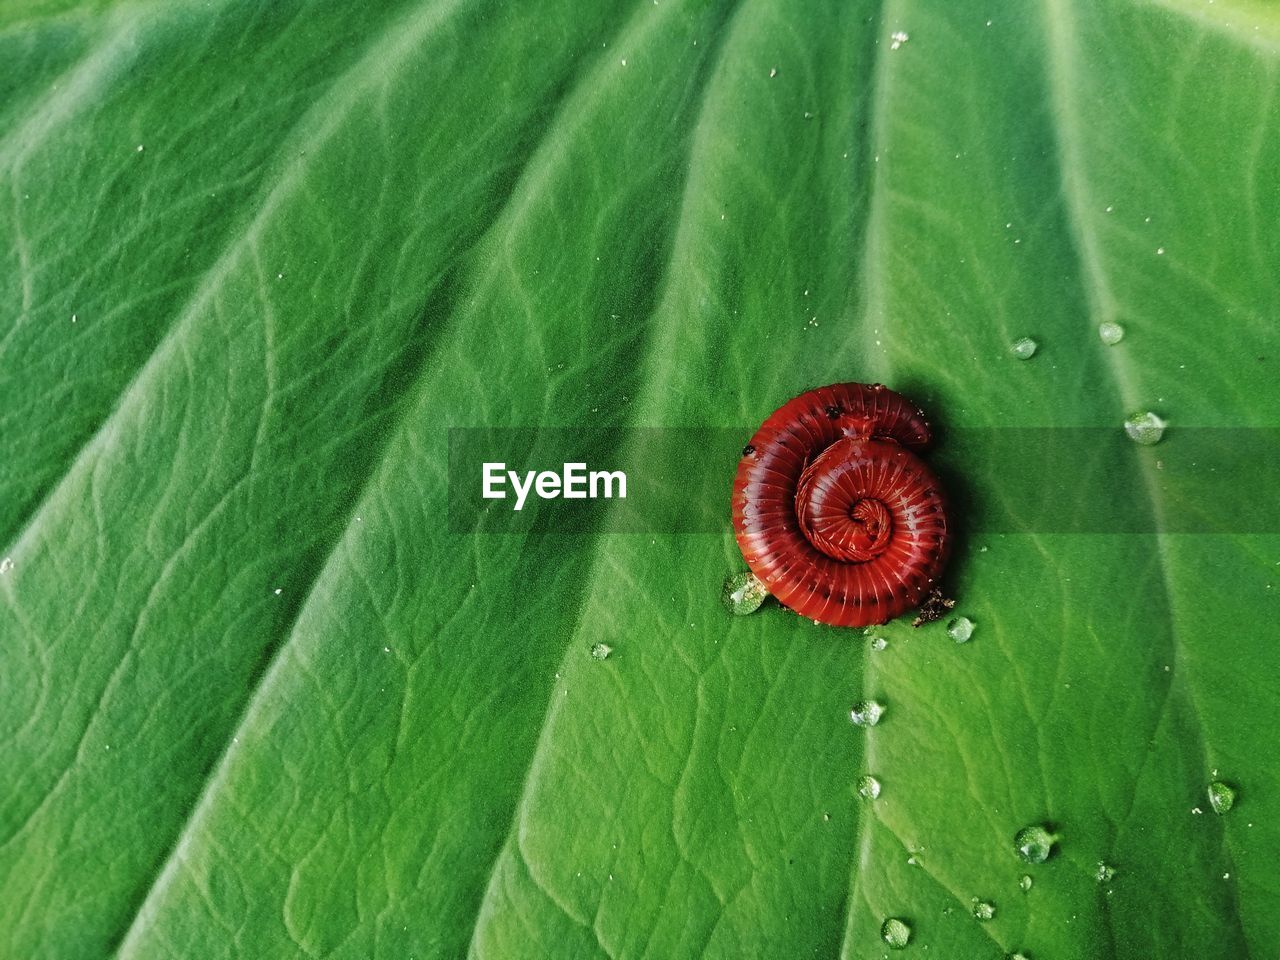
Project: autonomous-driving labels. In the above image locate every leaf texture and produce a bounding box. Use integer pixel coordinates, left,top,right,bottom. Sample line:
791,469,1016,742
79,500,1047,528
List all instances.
1,1,1277,957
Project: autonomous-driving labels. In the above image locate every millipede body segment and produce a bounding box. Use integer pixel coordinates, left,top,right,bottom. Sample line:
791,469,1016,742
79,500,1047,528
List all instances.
731,383,950,627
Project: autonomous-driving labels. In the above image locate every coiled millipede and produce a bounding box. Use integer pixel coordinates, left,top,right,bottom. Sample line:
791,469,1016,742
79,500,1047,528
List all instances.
731,383,951,627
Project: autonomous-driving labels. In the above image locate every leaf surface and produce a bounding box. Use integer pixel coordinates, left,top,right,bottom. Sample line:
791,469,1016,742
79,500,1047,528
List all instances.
1,1,1277,958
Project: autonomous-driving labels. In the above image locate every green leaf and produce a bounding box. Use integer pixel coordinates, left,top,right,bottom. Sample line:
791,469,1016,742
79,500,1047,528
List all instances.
2,1,1277,958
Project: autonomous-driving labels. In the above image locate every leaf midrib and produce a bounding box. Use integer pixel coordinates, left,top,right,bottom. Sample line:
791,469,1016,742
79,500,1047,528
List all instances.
460,0,760,955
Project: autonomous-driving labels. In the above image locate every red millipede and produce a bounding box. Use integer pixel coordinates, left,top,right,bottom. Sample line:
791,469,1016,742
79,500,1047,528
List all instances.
731,382,950,628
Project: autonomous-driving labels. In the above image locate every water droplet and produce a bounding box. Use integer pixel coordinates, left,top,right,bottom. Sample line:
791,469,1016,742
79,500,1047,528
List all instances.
769,66,778,78
1124,411,1166,445
850,699,885,727
1098,321,1125,345
972,898,996,921
1208,780,1236,814
722,571,767,615
889,30,909,50
590,642,613,661
1095,861,1117,883
870,636,888,651
1019,874,1033,892
881,917,911,948
0,557,12,575
857,775,882,800
1007,953,1032,960
947,616,975,643
1014,824,1057,863
1010,337,1037,360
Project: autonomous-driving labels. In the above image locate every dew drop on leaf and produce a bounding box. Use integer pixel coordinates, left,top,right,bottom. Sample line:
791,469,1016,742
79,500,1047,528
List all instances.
850,699,885,727
972,898,996,921
1014,823,1056,863
1007,953,1032,960
0,556,12,575
1019,874,1033,892
722,571,767,615
590,642,613,661
947,616,974,643
1010,337,1037,359
1095,861,1117,883
1098,321,1125,345
1124,411,1166,445
1208,780,1236,814
870,635,888,651
880,917,911,948
857,775,882,800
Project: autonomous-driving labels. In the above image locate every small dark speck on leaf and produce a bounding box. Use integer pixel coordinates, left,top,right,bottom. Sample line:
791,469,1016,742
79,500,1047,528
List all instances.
912,588,956,627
